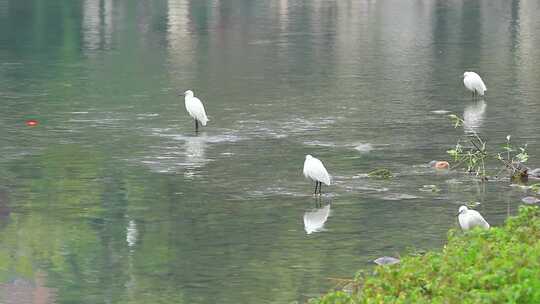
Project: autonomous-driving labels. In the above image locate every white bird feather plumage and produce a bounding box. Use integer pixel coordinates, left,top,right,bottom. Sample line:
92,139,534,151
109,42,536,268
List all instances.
303,155,331,185
463,71,487,96
184,90,209,126
303,204,331,234
458,205,490,230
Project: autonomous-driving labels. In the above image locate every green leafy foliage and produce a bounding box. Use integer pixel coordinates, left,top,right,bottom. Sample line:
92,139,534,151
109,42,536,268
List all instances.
312,206,540,304
446,115,529,180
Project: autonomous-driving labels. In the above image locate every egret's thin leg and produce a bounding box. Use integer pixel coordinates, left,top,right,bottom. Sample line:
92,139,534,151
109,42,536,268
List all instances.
195,120,199,132
319,182,323,195
314,182,318,195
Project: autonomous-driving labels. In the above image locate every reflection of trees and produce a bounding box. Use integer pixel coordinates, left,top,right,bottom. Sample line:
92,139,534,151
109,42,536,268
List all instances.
459,1,482,68
0,0,83,60
0,143,190,302
0,189,10,229
0,142,463,303
0,272,56,304
1,1,539,304
0,145,112,301
82,0,113,51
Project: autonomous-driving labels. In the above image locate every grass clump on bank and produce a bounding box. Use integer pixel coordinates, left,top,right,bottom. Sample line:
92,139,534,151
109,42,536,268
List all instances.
311,206,540,304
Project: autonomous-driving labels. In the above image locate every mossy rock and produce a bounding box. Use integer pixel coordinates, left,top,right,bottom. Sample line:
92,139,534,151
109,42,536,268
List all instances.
367,168,393,179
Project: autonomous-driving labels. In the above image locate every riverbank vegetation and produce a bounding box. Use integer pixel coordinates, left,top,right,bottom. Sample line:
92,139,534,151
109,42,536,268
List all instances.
311,205,540,304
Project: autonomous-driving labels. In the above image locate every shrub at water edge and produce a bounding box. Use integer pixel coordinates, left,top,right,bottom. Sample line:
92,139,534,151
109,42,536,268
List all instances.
311,205,540,304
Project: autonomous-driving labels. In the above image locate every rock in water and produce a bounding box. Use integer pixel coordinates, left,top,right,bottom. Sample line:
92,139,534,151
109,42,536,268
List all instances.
374,256,400,266
429,160,449,169
367,168,393,179
521,196,540,204
529,168,540,178
419,185,440,192
509,161,528,180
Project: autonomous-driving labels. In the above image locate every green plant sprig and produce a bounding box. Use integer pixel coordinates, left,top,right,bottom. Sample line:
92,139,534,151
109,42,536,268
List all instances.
446,114,529,181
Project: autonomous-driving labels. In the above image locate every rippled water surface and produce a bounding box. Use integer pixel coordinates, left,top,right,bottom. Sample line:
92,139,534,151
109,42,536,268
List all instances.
1,1,540,303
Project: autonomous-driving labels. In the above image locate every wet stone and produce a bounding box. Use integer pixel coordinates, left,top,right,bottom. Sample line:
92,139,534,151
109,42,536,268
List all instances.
521,196,540,205
374,256,400,266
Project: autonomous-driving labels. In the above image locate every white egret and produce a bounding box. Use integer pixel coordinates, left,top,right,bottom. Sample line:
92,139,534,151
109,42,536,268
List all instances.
183,90,208,131
303,155,331,195
457,205,490,230
303,204,331,234
463,71,487,99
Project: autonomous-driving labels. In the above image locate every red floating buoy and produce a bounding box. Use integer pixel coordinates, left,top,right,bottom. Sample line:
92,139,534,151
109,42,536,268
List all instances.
26,119,38,127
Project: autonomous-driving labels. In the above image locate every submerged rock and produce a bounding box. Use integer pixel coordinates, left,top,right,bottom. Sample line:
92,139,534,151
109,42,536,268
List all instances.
374,256,400,266
529,168,540,178
419,185,440,192
354,143,374,153
381,193,419,201
367,168,393,179
521,196,540,205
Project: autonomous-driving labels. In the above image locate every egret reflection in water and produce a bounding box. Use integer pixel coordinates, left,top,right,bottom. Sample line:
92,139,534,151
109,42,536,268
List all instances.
303,204,331,235
463,100,486,134
126,219,138,248
184,133,209,168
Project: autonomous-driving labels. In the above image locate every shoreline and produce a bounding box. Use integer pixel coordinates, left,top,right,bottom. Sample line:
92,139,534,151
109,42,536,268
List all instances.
311,205,540,303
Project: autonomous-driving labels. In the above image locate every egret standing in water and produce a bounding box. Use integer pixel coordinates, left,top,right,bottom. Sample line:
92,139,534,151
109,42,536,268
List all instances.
182,90,208,132
303,155,331,196
463,71,487,99
457,205,490,230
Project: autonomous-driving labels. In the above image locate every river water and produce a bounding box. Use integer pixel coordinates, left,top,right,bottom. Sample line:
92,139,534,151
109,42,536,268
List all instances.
0,0,539,303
